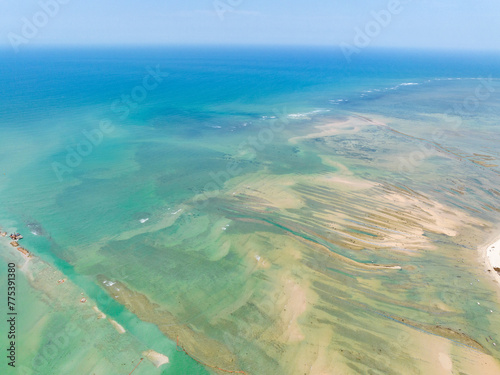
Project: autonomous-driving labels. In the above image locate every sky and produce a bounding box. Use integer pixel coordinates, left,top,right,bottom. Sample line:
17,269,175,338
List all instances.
1,0,499,50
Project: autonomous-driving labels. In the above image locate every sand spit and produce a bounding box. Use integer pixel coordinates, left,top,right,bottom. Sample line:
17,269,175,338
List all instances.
142,350,169,367
92,306,106,319
108,318,126,334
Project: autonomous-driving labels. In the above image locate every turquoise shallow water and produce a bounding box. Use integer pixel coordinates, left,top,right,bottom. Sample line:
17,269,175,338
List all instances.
1,47,500,374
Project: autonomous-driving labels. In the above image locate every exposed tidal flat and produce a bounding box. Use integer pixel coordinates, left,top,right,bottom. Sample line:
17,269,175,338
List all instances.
1,49,500,374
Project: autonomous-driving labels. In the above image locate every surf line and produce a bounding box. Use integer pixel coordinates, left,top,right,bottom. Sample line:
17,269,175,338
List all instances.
176,336,247,374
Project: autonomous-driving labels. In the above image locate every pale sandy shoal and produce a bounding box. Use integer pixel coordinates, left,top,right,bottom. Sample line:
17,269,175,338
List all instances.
142,350,169,368
484,235,500,285
108,318,126,334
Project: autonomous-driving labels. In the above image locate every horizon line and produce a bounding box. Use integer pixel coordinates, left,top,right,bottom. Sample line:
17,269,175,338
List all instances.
1,43,500,54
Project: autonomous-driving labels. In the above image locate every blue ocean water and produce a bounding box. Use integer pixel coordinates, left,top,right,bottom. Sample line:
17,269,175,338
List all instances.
1,47,500,374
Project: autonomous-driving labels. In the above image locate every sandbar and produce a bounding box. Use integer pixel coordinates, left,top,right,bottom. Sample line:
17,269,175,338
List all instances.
142,350,169,367
484,235,500,285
